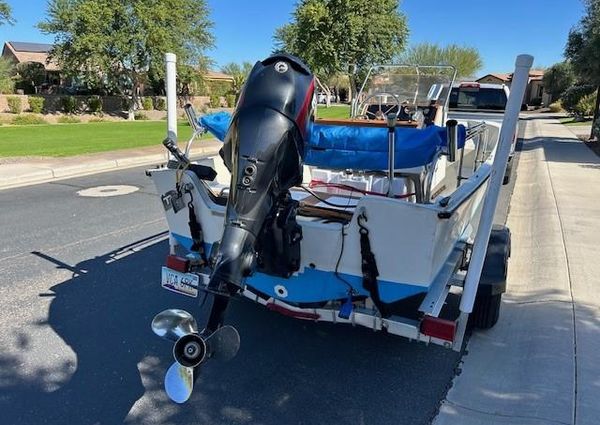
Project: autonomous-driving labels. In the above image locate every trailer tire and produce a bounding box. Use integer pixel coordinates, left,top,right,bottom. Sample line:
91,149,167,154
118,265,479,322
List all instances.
469,225,510,330
470,293,502,329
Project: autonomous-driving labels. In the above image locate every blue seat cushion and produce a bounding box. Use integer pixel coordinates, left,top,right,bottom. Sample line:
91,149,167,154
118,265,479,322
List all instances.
200,112,466,170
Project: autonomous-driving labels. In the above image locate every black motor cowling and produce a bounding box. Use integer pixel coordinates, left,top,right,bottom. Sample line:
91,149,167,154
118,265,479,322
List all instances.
208,54,315,295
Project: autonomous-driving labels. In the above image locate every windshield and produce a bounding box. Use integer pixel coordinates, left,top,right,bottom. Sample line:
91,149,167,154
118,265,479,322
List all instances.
449,87,508,111
354,65,457,116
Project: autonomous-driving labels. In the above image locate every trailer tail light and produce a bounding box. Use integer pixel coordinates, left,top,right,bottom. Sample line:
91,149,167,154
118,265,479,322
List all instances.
266,302,320,320
166,255,190,273
421,316,456,342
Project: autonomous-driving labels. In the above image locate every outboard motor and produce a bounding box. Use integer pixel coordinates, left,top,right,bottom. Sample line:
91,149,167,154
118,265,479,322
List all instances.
207,54,315,301
151,54,315,404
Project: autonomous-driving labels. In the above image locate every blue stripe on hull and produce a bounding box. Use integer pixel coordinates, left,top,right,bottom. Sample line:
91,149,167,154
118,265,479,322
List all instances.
171,232,426,303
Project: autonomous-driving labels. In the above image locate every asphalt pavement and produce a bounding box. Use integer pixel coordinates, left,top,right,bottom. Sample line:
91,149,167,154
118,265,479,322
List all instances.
0,132,521,424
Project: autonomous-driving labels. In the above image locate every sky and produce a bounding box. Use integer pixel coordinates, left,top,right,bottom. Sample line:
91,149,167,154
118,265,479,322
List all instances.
0,0,587,76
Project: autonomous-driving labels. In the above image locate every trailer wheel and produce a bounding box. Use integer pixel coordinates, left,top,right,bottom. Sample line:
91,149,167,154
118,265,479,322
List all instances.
470,293,502,329
469,225,510,330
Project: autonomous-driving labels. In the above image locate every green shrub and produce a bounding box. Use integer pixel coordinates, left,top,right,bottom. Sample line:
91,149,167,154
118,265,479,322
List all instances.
87,95,103,114
7,96,22,114
89,117,105,123
58,115,82,124
549,101,563,113
209,95,221,108
60,96,77,114
561,84,595,116
142,97,153,110
29,96,45,113
154,97,166,111
207,80,233,97
593,119,600,139
575,93,597,117
226,94,236,108
11,114,47,125
134,111,149,120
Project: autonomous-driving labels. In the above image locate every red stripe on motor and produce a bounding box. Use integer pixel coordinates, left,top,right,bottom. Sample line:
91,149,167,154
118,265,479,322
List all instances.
295,79,315,136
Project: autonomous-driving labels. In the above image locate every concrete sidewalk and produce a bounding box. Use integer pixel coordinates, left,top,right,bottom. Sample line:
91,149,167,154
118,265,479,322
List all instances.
434,117,600,425
0,139,222,190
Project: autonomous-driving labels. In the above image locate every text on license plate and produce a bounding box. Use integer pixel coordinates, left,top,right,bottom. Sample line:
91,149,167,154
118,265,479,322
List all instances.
161,267,200,298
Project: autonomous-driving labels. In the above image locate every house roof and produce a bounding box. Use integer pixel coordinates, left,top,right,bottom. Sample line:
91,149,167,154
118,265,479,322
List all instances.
205,70,234,81
476,73,511,82
2,41,60,71
478,69,545,84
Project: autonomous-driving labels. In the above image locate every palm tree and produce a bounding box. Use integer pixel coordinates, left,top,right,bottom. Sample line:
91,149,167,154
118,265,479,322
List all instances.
220,61,254,99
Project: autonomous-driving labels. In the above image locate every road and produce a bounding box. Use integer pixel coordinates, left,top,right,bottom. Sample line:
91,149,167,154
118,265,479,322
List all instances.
0,126,521,425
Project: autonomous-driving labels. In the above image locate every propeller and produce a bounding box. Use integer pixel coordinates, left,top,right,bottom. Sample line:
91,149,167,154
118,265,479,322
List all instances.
151,309,198,342
151,309,241,403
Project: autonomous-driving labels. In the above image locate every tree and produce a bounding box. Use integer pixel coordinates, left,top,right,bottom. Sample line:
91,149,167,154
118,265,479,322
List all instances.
398,43,483,79
220,61,254,98
274,0,408,100
0,1,14,26
565,0,600,139
543,62,575,101
15,62,46,94
39,0,214,119
0,57,15,94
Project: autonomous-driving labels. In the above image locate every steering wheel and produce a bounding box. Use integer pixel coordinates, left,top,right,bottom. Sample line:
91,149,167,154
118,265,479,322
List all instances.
357,92,402,120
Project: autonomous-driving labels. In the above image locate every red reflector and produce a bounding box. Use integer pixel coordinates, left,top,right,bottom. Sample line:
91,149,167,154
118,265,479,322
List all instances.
266,303,320,320
421,316,456,342
166,255,189,273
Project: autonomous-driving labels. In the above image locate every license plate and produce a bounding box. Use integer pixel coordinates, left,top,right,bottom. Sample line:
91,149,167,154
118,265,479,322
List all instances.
161,266,201,298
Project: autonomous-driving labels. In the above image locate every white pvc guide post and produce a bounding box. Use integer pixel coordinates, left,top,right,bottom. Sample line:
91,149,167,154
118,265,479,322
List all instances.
165,53,178,145
165,53,178,254
459,54,533,314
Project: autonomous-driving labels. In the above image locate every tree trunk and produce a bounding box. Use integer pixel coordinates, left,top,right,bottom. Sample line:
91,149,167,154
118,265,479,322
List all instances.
128,78,141,121
348,73,360,116
591,85,600,140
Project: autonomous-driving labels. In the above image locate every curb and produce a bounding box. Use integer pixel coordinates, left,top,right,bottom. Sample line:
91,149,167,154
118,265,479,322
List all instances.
0,146,222,191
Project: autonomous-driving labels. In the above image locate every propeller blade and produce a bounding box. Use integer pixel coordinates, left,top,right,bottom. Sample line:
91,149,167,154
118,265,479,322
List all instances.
152,309,198,342
205,325,241,361
164,361,195,404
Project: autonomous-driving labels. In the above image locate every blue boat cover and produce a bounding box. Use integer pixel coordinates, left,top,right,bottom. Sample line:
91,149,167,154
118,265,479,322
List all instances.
200,112,466,170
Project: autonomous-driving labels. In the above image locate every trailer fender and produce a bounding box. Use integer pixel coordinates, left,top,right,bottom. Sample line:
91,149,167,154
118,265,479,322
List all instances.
478,224,511,296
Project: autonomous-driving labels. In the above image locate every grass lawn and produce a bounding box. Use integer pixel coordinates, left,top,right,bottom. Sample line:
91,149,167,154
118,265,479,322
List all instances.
316,104,351,119
559,117,594,126
0,121,210,157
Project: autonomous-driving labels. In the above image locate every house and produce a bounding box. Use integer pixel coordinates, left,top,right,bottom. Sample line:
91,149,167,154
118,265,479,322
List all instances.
476,73,511,85
476,69,551,107
204,71,235,83
1,41,62,91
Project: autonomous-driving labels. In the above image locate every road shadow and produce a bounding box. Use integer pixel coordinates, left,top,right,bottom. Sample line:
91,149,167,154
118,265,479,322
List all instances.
0,235,462,425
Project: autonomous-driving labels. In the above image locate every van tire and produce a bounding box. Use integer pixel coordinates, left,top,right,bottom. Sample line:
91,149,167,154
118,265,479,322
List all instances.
503,158,513,185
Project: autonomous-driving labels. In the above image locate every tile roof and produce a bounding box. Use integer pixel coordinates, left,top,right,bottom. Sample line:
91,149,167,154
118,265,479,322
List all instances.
205,70,234,81
2,41,60,71
477,73,511,82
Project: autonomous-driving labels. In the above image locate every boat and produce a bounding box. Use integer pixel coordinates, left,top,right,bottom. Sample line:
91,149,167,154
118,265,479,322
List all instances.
147,53,533,403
